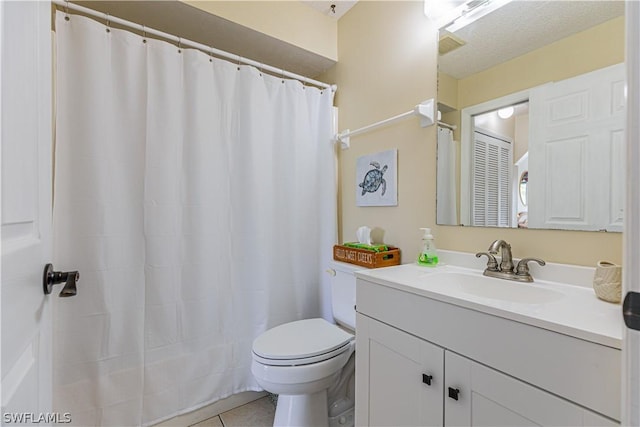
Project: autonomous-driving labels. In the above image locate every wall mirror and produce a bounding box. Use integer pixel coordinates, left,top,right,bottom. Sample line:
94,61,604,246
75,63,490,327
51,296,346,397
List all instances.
436,1,625,232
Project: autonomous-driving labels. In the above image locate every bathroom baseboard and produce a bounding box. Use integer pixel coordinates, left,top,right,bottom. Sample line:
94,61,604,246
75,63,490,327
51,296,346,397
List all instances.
153,391,267,426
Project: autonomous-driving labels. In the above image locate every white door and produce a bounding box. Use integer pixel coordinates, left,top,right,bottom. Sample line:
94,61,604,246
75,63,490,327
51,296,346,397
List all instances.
1,1,53,420
624,3,640,426
471,129,512,227
528,63,625,231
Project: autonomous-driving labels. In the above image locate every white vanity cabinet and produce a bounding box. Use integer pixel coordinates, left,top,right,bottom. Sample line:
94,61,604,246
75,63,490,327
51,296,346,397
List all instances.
355,274,621,427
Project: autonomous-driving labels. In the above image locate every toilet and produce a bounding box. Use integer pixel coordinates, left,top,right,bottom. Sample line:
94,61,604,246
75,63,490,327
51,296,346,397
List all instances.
251,261,359,427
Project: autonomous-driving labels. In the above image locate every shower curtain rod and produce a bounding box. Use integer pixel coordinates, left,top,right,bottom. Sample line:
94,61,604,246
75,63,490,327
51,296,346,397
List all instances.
51,0,335,91
437,121,457,130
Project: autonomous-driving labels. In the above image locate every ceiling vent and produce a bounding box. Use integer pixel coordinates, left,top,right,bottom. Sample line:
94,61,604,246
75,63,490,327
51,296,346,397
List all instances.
439,33,466,55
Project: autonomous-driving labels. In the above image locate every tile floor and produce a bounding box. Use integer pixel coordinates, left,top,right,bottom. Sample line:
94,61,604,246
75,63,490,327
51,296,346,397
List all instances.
190,396,276,427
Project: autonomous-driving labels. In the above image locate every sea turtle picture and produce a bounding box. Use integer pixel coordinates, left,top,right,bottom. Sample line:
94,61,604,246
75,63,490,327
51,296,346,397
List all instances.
356,149,397,207
359,161,388,196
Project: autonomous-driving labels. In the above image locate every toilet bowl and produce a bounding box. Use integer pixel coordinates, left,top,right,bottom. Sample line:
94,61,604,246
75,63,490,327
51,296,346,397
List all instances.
251,262,359,427
251,318,355,426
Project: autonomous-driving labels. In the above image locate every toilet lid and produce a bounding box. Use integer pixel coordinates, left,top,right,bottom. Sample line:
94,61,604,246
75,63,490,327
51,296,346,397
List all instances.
253,318,354,360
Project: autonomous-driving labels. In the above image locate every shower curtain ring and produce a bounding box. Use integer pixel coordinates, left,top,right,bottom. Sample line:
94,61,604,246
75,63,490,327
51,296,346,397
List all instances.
105,13,111,33
237,55,241,71
142,24,147,43
209,46,214,62
64,0,70,21
281,69,285,84
178,37,182,53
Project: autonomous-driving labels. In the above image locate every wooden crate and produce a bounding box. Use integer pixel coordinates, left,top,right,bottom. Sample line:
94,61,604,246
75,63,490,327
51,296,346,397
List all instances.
333,244,401,268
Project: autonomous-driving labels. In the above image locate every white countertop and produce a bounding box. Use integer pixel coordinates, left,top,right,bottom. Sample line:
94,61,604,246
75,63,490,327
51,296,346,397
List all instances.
355,261,623,349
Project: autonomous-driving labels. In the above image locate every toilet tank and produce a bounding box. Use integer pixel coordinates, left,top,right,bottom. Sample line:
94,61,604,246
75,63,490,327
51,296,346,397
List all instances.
329,261,360,331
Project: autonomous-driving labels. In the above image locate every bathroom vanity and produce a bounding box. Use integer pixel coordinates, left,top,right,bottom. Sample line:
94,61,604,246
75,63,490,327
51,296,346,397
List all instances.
354,252,622,426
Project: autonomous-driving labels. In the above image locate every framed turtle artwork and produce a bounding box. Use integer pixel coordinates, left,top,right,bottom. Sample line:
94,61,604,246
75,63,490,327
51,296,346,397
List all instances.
356,149,398,207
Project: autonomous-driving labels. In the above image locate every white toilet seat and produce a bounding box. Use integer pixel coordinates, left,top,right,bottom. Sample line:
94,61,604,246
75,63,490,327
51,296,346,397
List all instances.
252,318,354,366
251,342,355,390
253,340,353,366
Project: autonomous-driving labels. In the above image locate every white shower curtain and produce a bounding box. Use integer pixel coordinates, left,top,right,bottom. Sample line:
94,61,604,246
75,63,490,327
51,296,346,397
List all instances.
53,12,336,426
436,126,458,225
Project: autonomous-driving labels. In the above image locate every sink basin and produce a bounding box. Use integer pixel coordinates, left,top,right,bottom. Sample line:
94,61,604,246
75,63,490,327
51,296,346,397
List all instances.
424,271,565,304
355,261,623,349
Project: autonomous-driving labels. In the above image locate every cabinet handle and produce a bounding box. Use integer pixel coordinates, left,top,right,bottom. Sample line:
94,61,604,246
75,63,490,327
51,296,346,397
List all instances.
448,387,460,401
422,374,433,386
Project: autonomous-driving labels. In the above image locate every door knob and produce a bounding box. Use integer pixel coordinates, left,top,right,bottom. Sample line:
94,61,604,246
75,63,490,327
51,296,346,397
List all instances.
43,263,79,297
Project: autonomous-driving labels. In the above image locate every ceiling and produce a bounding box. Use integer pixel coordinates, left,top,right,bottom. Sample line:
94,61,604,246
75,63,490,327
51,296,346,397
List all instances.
439,1,625,80
302,0,358,19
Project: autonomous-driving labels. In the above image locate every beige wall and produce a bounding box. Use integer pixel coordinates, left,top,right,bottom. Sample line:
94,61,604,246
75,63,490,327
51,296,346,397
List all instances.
514,114,529,163
321,1,439,261
474,111,515,141
438,71,458,110
183,1,338,61
326,2,622,266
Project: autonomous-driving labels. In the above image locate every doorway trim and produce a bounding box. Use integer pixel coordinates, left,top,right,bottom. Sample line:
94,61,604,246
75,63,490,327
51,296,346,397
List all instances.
623,1,639,425
459,88,530,225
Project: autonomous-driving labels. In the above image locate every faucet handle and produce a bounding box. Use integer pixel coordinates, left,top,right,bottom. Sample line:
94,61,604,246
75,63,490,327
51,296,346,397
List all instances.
476,252,499,271
515,258,546,276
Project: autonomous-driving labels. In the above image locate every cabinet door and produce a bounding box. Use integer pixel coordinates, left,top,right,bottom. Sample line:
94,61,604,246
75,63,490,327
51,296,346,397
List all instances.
444,351,618,427
443,350,472,426
356,314,444,427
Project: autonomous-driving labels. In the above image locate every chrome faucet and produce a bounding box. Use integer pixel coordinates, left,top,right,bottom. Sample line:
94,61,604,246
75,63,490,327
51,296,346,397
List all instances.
476,239,546,282
488,239,514,273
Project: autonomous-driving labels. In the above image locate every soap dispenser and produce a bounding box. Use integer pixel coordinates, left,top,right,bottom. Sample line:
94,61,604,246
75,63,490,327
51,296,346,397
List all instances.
418,228,439,266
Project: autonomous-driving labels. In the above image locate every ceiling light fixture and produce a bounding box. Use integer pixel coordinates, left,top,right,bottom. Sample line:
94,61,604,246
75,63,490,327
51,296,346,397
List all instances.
498,106,514,119
444,0,513,32
425,0,513,32
424,0,468,29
